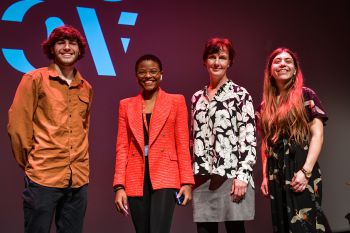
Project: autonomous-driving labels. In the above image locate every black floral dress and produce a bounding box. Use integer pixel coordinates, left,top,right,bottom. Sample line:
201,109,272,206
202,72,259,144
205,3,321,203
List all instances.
257,87,332,233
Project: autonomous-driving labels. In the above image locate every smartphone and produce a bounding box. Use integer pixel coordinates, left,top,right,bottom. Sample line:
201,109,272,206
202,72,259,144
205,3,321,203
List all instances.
174,191,184,205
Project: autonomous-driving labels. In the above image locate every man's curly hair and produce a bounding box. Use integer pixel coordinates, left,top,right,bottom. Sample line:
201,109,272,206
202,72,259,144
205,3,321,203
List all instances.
42,25,87,60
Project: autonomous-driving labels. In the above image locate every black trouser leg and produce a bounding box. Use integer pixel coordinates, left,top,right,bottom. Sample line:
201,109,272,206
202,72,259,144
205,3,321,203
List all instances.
23,177,58,233
196,222,218,233
55,185,88,233
128,192,151,233
128,157,176,233
129,157,152,233
224,221,245,233
196,221,245,233
150,189,176,233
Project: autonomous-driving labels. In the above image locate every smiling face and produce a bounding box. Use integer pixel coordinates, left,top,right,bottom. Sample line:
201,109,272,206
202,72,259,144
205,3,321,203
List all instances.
205,46,230,80
270,51,296,86
136,60,162,93
52,39,80,67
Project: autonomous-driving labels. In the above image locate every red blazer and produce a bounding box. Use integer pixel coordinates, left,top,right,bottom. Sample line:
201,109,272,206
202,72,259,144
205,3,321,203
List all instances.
113,89,194,197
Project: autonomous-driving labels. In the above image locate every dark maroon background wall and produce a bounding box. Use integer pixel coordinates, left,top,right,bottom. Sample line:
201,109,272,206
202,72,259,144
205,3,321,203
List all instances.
1,1,349,232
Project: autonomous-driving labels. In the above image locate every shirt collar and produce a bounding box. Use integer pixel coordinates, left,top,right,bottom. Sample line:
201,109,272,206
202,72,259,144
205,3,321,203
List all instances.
48,63,84,87
203,79,232,99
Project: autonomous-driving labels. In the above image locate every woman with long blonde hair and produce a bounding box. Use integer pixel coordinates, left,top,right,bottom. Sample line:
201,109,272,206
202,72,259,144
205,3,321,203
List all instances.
256,47,331,232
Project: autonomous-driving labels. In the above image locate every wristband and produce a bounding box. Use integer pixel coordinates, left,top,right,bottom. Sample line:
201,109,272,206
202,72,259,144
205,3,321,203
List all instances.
301,168,312,179
114,186,124,192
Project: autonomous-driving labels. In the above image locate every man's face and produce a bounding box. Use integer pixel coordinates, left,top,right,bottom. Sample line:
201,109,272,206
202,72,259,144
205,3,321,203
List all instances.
52,39,80,67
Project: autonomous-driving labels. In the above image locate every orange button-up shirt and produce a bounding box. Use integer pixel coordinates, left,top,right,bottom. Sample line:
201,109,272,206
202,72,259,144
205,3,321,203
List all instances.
8,64,93,188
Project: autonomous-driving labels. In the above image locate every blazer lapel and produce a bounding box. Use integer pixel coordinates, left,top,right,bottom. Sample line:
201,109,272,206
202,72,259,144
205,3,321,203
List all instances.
127,94,144,150
149,89,171,147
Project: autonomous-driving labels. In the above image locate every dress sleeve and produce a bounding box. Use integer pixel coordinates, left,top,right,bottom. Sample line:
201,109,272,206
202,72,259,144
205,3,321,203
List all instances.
303,87,328,125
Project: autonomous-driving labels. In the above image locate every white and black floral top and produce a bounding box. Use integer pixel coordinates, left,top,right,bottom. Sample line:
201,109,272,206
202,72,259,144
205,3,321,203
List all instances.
191,80,256,186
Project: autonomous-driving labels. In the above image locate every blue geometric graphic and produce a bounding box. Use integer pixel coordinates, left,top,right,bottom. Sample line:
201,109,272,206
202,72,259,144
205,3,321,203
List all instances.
121,38,130,53
2,48,36,73
77,7,116,76
1,0,44,22
118,12,138,26
1,2,139,77
45,17,65,37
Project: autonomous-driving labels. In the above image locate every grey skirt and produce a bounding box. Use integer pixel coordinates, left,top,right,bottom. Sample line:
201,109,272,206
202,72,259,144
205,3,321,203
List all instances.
192,178,254,222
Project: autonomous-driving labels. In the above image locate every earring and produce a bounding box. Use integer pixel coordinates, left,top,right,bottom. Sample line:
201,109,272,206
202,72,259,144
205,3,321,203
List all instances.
160,75,163,81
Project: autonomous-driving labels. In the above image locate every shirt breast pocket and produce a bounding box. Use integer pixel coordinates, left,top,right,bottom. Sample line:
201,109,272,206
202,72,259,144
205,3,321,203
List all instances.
78,95,89,117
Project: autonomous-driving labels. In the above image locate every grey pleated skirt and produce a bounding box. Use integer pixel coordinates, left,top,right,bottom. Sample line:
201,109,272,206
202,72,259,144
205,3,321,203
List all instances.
192,178,255,222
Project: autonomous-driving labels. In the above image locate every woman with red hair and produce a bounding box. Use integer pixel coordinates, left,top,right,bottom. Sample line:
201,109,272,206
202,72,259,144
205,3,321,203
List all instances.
191,38,256,233
256,47,331,232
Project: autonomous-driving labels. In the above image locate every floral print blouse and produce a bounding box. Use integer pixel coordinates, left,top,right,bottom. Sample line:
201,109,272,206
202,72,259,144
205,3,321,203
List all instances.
191,80,257,186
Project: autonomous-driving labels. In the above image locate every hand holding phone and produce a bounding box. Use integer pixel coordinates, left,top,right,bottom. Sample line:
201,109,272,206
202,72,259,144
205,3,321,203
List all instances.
174,191,184,205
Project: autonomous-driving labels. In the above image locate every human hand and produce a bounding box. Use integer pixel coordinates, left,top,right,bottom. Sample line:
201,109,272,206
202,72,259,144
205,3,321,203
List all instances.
260,177,269,197
231,179,247,203
290,170,308,192
178,184,192,206
114,189,129,216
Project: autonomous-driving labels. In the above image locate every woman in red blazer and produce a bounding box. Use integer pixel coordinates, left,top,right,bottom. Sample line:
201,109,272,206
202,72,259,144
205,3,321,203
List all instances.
113,54,194,233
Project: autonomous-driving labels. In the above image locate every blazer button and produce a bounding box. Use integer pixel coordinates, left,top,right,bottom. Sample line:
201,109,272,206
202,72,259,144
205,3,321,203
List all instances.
132,152,136,156
160,149,164,152
161,133,165,137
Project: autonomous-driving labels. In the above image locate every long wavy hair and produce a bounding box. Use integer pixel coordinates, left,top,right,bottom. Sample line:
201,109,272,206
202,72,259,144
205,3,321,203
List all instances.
260,48,310,148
